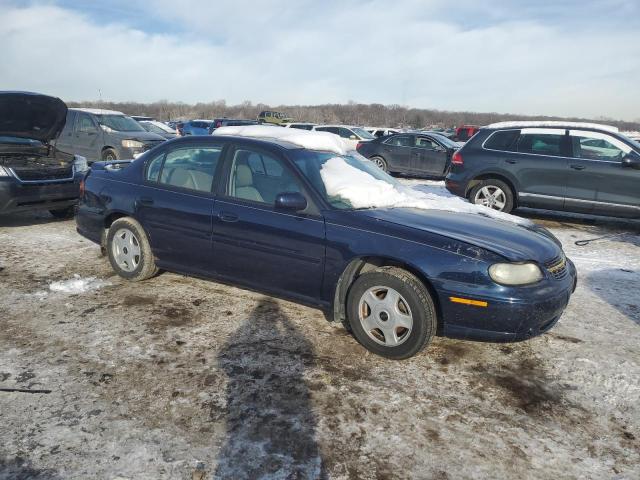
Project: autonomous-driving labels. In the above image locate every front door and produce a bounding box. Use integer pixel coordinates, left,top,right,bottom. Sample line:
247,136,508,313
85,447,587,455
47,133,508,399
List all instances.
135,144,224,274
212,145,325,302
412,135,449,176
74,112,102,162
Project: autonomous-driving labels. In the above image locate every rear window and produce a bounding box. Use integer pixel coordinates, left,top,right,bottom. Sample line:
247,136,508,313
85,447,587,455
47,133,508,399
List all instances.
484,130,520,152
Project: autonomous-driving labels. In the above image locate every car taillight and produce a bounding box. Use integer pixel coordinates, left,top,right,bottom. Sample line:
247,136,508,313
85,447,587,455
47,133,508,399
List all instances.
356,142,363,150
79,179,85,197
216,121,222,128
452,152,463,165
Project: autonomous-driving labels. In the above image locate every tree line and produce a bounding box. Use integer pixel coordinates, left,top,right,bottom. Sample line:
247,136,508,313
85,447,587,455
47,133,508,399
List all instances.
66,99,640,131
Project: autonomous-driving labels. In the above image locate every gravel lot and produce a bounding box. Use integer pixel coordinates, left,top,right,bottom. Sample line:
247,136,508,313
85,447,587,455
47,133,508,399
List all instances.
1,181,639,480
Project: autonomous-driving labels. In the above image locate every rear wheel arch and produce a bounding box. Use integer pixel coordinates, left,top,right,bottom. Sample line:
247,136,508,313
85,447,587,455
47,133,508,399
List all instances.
332,256,442,334
101,211,131,252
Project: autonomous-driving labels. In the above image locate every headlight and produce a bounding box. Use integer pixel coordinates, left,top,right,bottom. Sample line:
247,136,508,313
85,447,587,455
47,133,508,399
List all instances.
122,139,144,148
489,262,543,286
0,166,11,177
73,155,89,172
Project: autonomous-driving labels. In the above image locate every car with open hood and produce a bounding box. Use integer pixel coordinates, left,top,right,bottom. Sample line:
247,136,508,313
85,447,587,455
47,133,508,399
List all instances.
0,91,87,217
56,108,166,162
76,125,576,359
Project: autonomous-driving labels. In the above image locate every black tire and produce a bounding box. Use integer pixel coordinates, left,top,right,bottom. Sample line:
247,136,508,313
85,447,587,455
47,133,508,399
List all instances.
346,266,436,360
102,148,118,161
49,206,75,219
106,217,158,281
469,179,515,214
370,156,388,172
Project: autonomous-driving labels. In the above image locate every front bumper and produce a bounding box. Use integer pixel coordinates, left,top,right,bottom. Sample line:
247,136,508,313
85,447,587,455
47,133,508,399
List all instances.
440,259,577,342
0,174,81,214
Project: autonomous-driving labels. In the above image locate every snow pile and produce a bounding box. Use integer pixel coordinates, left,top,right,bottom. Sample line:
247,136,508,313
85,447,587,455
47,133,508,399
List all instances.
49,274,111,294
213,125,351,155
320,157,529,224
487,120,619,133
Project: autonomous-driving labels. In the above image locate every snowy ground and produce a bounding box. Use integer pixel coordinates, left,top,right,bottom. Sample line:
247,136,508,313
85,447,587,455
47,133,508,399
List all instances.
0,180,638,480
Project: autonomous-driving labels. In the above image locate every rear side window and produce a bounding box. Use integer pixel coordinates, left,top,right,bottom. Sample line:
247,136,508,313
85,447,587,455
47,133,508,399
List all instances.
149,147,221,192
517,129,566,157
484,130,520,152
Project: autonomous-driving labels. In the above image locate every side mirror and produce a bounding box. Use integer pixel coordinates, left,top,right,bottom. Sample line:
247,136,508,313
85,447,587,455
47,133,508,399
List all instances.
622,152,640,169
275,192,307,211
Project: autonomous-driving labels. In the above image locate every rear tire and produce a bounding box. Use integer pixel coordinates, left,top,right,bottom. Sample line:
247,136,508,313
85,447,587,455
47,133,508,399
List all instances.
347,267,436,360
469,179,514,213
106,217,158,281
49,206,75,219
102,148,118,161
370,156,388,172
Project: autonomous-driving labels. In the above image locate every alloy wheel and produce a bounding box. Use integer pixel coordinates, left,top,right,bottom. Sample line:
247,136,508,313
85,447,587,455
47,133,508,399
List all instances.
474,185,506,211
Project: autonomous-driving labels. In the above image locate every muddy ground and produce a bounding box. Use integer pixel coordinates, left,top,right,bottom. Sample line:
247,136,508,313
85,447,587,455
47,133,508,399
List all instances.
1,185,639,479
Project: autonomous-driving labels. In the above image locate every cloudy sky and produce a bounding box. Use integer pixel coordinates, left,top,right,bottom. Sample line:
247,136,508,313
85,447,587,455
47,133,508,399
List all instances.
1,0,639,120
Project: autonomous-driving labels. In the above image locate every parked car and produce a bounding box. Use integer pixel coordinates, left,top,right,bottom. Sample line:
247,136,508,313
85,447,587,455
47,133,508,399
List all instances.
311,125,375,150
138,120,177,139
0,91,87,218
445,121,640,218
285,122,317,130
181,120,215,136
356,132,460,178
77,126,576,360
56,108,166,162
131,115,154,122
208,118,259,134
454,125,480,142
257,111,293,126
364,127,400,138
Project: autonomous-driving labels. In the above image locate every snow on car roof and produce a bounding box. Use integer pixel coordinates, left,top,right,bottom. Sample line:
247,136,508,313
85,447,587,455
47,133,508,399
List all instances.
213,125,352,155
486,121,619,133
72,108,125,115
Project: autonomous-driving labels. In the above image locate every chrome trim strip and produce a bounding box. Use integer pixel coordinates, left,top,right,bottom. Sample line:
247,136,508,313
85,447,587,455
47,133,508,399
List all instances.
519,192,640,210
10,166,76,183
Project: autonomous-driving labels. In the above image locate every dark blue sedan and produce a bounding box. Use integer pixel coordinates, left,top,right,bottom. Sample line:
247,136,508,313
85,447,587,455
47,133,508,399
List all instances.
76,130,577,359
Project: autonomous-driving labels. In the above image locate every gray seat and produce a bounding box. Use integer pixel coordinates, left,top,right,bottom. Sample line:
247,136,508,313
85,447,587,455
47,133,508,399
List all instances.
234,164,264,202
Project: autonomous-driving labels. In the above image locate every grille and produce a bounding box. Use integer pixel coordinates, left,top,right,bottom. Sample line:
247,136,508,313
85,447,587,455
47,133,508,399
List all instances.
545,254,568,280
12,165,73,182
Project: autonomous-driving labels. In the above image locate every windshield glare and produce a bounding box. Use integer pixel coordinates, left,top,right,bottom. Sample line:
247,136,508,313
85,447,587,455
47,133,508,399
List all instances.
293,150,399,209
96,114,145,132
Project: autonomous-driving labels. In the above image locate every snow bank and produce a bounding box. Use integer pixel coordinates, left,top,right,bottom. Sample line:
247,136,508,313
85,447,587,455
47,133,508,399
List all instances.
320,157,529,224
213,125,351,155
49,274,111,294
487,120,619,133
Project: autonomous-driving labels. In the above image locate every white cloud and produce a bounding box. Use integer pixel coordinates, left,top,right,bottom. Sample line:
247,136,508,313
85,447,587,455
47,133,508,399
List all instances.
0,1,638,120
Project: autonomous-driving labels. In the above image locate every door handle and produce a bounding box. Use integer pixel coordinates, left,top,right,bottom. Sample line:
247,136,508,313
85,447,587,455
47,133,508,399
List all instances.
218,211,239,222
570,164,586,170
505,159,518,164
137,196,154,206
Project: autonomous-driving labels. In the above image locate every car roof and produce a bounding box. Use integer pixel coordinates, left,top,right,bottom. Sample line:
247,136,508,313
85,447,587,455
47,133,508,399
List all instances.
72,108,125,115
485,120,619,133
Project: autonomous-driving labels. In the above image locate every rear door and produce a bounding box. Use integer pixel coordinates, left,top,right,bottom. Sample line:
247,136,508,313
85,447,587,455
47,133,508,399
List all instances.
511,128,569,210
135,142,224,274
211,144,325,302
412,135,449,176
380,134,414,172
567,130,640,216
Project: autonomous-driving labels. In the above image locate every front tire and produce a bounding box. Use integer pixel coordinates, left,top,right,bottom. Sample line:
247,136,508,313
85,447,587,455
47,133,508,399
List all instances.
106,217,158,281
469,179,514,213
102,148,118,161
370,156,388,172
347,267,436,360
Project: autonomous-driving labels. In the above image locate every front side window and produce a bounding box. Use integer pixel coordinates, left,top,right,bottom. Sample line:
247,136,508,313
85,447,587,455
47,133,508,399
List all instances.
569,130,630,162
227,148,301,205
316,126,339,135
151,146,221,192
338,128,355,139
517,128,566,157
384,135,413,147
77,113,97,133
415,137,441,150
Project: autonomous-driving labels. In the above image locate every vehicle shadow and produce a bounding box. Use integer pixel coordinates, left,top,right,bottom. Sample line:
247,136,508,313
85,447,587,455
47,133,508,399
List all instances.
0,456,62,479
214,298,326,479
586,268,640,327
0,211,71,228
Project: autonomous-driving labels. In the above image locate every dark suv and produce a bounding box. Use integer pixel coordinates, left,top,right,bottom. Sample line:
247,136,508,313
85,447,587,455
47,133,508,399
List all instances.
0,91,87,218
445,122,640,218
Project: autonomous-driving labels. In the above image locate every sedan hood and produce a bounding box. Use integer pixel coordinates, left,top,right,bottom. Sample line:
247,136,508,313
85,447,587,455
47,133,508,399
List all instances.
359,208,561,262
0,92,68,143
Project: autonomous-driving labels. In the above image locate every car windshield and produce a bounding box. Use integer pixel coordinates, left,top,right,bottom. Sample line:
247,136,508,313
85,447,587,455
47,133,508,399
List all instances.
351,127,375,140
142,121,174,134
292,150,400,209
96,114,145,132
